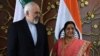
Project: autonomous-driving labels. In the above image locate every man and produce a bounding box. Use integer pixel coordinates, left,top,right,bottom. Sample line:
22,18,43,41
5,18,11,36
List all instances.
7,1,49,56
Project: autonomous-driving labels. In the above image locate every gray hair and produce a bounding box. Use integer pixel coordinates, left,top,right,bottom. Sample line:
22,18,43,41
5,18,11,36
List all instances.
24,2,37,15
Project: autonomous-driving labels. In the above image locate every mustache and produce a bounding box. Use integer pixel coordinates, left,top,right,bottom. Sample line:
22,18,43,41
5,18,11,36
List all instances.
34,16,40,20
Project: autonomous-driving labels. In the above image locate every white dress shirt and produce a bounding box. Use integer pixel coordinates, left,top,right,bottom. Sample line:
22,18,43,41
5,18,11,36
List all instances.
27,21,37,45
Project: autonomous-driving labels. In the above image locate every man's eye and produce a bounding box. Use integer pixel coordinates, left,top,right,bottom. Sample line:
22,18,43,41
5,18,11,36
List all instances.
35,12,40,14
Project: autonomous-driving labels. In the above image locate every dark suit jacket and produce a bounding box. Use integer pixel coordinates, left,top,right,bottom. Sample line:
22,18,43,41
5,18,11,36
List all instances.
7,18,49,56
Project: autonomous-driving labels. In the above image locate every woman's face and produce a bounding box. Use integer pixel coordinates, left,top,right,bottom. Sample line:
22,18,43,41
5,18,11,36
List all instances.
65,24,75,38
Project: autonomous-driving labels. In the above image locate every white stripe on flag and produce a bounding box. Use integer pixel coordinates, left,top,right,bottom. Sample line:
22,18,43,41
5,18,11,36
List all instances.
13,0,24,22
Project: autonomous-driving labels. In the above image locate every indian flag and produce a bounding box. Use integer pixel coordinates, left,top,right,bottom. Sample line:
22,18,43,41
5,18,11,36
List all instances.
13,0,32,22
55,0,82,40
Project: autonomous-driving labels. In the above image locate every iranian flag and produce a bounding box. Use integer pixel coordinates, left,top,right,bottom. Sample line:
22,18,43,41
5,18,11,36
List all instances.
13,0,32,22
55,0,82,40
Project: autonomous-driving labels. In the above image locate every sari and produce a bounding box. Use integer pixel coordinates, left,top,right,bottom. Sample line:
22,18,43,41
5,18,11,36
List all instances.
51,38,91,56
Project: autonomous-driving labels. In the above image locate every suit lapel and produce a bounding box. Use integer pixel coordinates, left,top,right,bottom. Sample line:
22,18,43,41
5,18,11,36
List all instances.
35,23,41,47
21,19,35,46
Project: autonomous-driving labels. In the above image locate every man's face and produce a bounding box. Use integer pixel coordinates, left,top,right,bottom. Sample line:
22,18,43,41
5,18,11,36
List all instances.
27,4,41,24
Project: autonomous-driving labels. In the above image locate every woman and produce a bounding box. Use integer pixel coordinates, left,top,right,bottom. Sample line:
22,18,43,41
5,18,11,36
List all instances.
51,21,91,56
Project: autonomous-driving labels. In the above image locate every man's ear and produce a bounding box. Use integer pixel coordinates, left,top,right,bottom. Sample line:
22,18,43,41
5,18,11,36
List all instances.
26,11,29,16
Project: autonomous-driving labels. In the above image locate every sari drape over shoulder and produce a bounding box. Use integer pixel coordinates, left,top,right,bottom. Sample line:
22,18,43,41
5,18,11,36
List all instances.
52,38,91,56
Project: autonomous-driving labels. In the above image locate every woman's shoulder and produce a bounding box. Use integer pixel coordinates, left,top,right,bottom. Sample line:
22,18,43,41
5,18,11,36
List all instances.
74,37,91,44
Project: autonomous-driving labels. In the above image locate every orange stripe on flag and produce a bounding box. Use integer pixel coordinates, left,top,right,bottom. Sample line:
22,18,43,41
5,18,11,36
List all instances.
64,0,82,33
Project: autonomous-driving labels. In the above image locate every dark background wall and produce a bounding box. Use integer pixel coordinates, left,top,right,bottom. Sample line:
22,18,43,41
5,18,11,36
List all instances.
0,0,100,56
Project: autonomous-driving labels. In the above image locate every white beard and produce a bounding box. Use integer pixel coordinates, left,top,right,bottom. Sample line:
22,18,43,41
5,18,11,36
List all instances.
32,19,39,24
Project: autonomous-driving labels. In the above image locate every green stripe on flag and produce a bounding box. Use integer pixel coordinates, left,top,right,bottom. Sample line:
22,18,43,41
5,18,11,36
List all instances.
19,0,32,8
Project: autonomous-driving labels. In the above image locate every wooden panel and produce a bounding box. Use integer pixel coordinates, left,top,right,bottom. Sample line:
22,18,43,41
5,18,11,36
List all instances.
0,0,15,55
79,0,100,55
